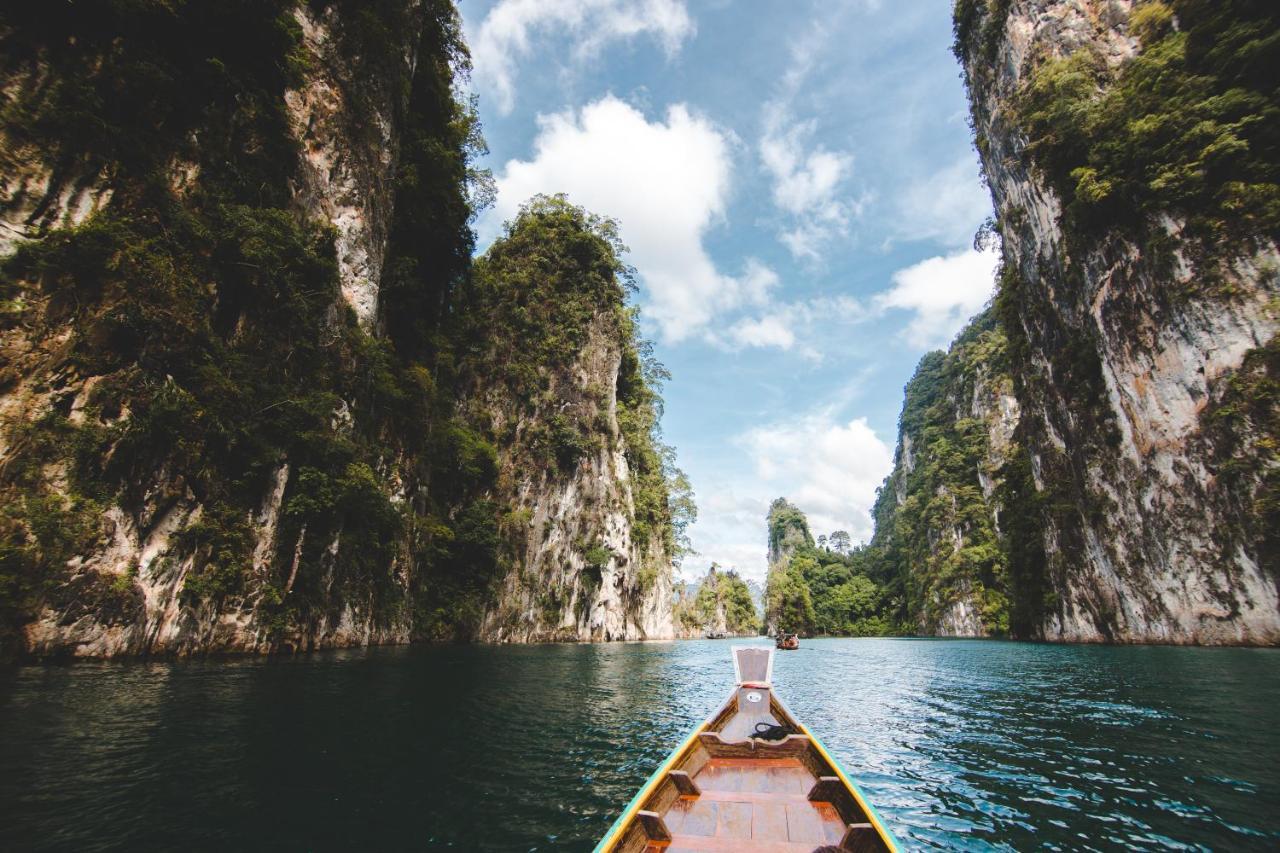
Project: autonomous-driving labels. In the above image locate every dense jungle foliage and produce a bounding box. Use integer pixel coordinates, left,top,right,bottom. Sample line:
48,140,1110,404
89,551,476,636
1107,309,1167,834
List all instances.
763,499,894,637
1013,0,1280,264
0,1,684,652
763,312,1042,638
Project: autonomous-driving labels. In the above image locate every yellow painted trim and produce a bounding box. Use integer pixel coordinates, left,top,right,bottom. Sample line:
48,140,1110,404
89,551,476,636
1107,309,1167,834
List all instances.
593,689,735,852
784,705,900,852
597,675,900,852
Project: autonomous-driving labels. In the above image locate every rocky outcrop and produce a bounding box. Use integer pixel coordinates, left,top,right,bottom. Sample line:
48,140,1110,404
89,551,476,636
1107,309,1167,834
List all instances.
954,0,1279,643
763,498,814,635
767,498,813,569
673,565,760,639
479,312,674,642
871,310,1020,637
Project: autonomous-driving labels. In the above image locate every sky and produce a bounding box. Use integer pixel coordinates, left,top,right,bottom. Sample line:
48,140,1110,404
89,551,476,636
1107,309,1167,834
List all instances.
457,0,996,583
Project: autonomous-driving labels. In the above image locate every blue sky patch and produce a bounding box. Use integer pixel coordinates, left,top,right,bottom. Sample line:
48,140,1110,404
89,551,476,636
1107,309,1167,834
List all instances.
460,0,994,581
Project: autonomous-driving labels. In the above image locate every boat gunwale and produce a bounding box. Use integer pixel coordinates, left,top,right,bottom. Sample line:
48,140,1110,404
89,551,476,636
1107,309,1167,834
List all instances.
591,687,732,852
770,690,900,851
593,646,899,852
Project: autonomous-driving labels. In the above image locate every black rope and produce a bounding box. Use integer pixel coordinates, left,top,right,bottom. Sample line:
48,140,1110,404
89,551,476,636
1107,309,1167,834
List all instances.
753,722,793,741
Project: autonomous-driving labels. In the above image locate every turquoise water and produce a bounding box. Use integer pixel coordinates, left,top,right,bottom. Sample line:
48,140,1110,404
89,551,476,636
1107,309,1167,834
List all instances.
1,638,1277,850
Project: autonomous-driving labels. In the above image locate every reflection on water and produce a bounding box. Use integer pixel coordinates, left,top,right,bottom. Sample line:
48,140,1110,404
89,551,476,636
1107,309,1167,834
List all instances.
1,639,1277,851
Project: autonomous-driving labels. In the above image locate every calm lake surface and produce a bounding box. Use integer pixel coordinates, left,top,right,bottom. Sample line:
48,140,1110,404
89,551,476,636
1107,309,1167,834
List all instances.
1,638,1277,851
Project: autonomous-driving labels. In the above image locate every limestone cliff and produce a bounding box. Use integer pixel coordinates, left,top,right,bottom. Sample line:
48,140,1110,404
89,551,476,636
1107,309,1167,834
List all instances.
463,201,679,642
0,2,678,658
673,565,760,638
766,497,814,570
949,0,1279,643
871,309,1022,637
763,498,815,635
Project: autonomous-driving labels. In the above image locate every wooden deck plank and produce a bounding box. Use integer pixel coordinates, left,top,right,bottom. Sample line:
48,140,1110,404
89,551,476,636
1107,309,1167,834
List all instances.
665,799,692,833
784,802,825,844
751,802,789,842
700,757,802,769
663,835,826,852
678,801,718,837
715,801,752,840
777,767,811,794
695,764,744,793
740,768,771,794
695,789,811,805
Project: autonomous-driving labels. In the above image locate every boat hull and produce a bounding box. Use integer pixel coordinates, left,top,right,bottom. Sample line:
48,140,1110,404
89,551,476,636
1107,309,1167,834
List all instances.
594,646,897,852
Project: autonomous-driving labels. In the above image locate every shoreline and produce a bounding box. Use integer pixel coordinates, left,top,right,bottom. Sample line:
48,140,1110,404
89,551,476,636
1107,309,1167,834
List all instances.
7,632,1280,667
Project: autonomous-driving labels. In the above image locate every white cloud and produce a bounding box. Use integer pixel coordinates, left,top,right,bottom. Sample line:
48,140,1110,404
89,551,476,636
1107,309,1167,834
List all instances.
684,489,774,582
758,28,862,262
762,124,852,217
739,413,894,549
472,0,694,114
488,96,771,344
895,155,992,248
712,294,867,358
706,295,865,358
876,246,998,349
759,112,860,263
728,315,795,350
734,257,780,306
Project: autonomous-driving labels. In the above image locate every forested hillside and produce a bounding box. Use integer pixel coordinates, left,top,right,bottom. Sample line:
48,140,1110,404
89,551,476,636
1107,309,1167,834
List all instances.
763,499,891,637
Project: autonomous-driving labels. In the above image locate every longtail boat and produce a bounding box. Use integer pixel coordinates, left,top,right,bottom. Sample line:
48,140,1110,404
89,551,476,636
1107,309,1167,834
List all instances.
594,646,898,852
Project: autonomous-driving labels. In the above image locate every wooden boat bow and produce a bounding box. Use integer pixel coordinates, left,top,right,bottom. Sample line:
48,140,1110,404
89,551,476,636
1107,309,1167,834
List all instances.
594,646,899,853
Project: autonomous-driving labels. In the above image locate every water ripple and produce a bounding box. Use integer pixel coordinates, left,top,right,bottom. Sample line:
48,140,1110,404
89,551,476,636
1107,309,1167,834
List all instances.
1,639,1278,851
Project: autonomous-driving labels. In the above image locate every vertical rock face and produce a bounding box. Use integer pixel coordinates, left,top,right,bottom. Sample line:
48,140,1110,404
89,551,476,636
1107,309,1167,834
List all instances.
767,498,814,569
954,0,1279,643
872,310,1022,637
285,3,417,329
477,311,674,642
0,3,676,658
763,498,814,635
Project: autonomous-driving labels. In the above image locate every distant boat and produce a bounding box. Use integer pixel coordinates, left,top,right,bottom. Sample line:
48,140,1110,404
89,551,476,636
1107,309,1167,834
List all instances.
776,633,800,650
593,646,898,852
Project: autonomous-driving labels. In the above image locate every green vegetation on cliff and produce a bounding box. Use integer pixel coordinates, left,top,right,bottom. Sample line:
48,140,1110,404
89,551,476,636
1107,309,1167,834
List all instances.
763,499,893,637
867,310,1014,636
948,0,1280,642
0,2,686,654
760,310,1048,639
1013,0,1280,261
1,0,474,647
675,565,759,636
